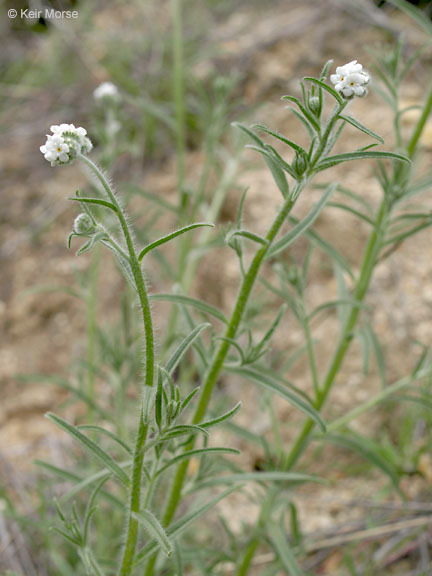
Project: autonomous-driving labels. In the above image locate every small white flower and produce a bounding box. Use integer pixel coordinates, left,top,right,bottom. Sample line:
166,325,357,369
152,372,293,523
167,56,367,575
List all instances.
40,124,93,166
330,60,370,99
40,134,70,165
93,82,120,102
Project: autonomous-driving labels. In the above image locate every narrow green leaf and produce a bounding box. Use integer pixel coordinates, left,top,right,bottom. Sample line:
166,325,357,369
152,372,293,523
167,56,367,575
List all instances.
264,154,290,198
232,122,265,146
46,413,130,487
162,424,209,439
363,320,387,389
227,229,268,247
323,433,400,490
68,197,119,213
384,220,432,246
156,447,240,478
199,402,242,429
179,387,200,413
252,124,305,153
268,521,305,576
298,223,355,280
327,201,374,225
281,95,321,133
307,299,366,321
134,487,238,567
385,0,432,35
132,509,173,557
149,293,227,324
266,184,336,260
165,323,211,374
227,366,325,432
339,115,384,143
138,223,214,262
193,471,327,490
317,151,410,171
303,76,343,104
77,425,132,455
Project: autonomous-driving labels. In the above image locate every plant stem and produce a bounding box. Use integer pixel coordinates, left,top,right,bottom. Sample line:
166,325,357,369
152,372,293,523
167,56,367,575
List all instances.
407,83,432,159
172,0,187,218
86,244,100,413
78,155,155,575
143,188,300,575
282,197,389,471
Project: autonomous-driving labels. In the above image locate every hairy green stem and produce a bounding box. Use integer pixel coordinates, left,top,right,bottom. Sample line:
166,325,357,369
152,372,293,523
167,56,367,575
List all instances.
144,188,299,575
79,155,155,575
282,197,389,471
407,83,432,159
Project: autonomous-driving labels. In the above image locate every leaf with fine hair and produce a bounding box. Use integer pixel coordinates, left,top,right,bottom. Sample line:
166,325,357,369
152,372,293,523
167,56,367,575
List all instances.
192,471,327,490
252,124,305,154
323,433,401,492
227,366,326,432
266,184,336,260
155,447,240,478
317,150,410,171
338,114,384,143
46,413,130,487
165,323,211,375
138,223,214,262
132,509,173,557
149,293,227,324
303,76,343,104
199,401,242,429
134,487,238,566
268,521,305,576
77,425,133,455
68,196,119,214
226,229,268,248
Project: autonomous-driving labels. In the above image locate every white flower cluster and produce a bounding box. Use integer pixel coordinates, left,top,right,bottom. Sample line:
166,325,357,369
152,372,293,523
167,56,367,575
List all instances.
330,60,370,99
40,124,93,166
93,82,120,102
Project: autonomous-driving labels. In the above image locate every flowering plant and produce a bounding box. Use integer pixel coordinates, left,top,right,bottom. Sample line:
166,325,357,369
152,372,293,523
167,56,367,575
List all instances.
37,42,432,576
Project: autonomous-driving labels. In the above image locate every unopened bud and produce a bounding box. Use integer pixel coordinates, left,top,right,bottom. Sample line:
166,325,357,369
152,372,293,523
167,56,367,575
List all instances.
73,213,95,235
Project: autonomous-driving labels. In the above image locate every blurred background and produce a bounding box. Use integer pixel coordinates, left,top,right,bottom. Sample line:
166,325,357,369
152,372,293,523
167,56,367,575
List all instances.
2,0,432,574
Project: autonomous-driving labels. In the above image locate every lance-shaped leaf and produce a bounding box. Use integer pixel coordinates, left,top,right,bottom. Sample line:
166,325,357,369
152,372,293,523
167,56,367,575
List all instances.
46,413,130,487
266,184,336,260
192,471,327,490
317,150,410,171
138,223,214,262
132,509,173,557
68,196,119,214
165,323,211,375
252,124,305,154
322,433,401,492
268,521,305,576
199,402,242,429
149,293,227,324
227,366,325,431
77,425,132,455
338,114,384,143
303,76,343,104
226,229,268,248
134,487,238,567
155,447,240,478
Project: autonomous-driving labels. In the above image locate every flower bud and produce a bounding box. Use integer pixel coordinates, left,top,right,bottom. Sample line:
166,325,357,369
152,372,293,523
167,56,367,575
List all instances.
308,96,321,117
292,150,308,178
73,213,95,235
